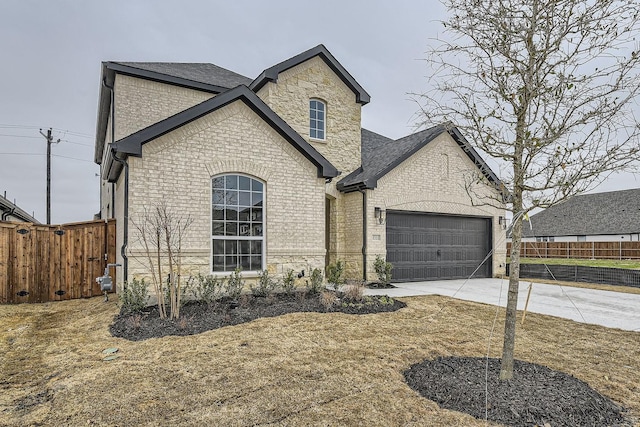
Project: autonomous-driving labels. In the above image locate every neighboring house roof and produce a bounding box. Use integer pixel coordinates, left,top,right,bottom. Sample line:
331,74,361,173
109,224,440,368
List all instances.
337,125,503,193
94,61,252,164
249,44,371,105
104,85,339,182
522,188,640,237
0,194,39,223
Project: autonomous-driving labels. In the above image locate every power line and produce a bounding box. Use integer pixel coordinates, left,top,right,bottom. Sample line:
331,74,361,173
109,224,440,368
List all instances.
0,133,42,139
52,154,94,163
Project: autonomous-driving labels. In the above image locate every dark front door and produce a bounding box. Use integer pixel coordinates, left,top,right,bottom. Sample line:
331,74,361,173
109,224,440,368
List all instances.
386,211,492,282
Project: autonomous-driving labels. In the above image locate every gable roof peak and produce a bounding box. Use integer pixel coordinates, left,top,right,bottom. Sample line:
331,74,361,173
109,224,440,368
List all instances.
249,44,370,105
337,124,504,194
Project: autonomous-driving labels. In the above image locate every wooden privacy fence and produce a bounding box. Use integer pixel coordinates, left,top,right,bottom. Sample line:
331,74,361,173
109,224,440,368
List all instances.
507,241,640,260
0,219,116,304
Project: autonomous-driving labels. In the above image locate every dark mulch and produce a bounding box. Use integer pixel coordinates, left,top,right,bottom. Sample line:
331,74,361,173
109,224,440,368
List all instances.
405,356,630,427
110,291,405,341
365,281,396,289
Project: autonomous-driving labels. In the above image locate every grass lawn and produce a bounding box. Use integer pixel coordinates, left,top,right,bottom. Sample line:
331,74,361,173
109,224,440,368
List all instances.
1,295,639,426
509,257,640,269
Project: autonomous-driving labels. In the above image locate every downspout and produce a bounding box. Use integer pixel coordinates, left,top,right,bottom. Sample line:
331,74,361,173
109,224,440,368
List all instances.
2,207,15,221
112,152,129,285
103,76,128,285
102,77,116,219
358,188,367,281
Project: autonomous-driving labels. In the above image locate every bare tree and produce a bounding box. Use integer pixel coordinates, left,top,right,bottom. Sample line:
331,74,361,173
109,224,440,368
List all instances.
416,0,640,379
131,202,193,319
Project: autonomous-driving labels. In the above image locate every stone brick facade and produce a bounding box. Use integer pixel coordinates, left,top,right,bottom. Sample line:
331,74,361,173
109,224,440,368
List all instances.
366,132,507,279
98,47,506,289
257,56,362,175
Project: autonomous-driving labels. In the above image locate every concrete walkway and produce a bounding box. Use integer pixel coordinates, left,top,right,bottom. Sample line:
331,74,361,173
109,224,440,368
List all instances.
364,278,640,332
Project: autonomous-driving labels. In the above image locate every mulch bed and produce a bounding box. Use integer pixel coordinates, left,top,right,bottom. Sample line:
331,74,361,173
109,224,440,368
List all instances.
110,291,405,341
405,356,630,427
365,282,396,289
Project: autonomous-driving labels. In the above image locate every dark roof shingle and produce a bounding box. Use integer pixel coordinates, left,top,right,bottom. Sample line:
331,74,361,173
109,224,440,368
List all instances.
113,62,252,89
523,188,640,237
338,125,503,193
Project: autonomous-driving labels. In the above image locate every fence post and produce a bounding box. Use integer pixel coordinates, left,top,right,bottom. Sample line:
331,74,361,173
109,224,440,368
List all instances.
620,241,622,260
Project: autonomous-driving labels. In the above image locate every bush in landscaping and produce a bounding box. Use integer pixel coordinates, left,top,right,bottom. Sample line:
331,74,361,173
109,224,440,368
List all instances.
224,268,245,300
374,255,393,285
319,291,337,310
306,268,324,294
343,281,365,302
326,260,345,290
120,277,149,314
190,273,224,305
251,270,278,297
281,269,296,295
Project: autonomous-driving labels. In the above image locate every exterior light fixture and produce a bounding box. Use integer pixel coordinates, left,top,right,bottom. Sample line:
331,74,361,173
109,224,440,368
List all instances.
374,207,385,225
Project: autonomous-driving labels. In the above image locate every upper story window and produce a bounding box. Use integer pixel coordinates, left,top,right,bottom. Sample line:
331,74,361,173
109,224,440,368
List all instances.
309,99,326,140
212,174,264,273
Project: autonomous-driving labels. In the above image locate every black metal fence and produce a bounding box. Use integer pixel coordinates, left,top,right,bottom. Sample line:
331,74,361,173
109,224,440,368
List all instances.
506,263,640,288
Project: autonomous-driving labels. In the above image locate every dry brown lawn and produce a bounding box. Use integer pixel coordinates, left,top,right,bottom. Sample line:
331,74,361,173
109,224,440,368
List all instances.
1,294,639,426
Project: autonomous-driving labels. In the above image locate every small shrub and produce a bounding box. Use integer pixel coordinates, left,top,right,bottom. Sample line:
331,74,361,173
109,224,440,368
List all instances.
225,268,245,300
319,291,337,310
251,270,278,297
281,269,297,295
343,282,364,302
374,255,393,285
326,260,345,291
379,295,395,305
306,268,324,294
120,277,149,314
191,273,224,305
177,315,191,331
126,314,142,330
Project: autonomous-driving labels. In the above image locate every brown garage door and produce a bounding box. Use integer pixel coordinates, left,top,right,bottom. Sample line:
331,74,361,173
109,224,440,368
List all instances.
386,211,492,282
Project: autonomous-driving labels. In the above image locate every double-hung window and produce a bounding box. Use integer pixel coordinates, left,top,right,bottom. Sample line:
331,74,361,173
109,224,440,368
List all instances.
212,174,264,272
309,99,325,140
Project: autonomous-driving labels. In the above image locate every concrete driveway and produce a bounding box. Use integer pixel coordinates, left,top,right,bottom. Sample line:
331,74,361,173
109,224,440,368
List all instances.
365,278,640,332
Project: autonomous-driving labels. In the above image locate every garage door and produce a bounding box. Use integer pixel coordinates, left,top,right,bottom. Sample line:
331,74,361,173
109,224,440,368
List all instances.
386,211,492,282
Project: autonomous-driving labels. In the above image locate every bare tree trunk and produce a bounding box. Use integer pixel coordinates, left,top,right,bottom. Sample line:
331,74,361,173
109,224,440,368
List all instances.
500,201,523,380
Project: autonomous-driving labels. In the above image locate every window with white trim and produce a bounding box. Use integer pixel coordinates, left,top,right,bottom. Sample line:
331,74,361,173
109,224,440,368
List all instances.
212,174,264,272
309,99,325,140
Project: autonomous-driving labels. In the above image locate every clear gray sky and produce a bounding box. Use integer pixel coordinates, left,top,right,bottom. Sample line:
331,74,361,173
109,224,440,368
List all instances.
1,0,638,224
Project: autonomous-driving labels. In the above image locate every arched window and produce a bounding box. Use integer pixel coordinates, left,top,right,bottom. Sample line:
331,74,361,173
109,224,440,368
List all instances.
309,99,326,140
212,174,264,272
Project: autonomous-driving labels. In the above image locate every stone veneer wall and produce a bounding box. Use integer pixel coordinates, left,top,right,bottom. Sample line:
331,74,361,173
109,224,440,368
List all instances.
256,56,366,278
120,100,327,285
366,132,507,280
256,56,362,175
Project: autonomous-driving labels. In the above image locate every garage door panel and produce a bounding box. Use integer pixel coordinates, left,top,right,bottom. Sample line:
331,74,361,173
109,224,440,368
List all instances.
387,212,491,282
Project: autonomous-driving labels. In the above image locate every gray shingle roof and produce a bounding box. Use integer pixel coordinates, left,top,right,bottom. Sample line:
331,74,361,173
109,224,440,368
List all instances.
338,125,503,193
114,62,252,89
523,188,640,237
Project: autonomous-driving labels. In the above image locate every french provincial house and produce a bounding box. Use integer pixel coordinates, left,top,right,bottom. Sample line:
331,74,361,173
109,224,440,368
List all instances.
94,44,506,286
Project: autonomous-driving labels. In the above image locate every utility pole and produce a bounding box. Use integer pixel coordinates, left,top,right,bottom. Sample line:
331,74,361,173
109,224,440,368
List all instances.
39,128,59,224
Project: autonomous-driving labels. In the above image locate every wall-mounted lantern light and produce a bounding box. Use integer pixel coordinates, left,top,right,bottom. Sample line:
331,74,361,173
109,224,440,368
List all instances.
498,216,507,230
374,207,385,225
